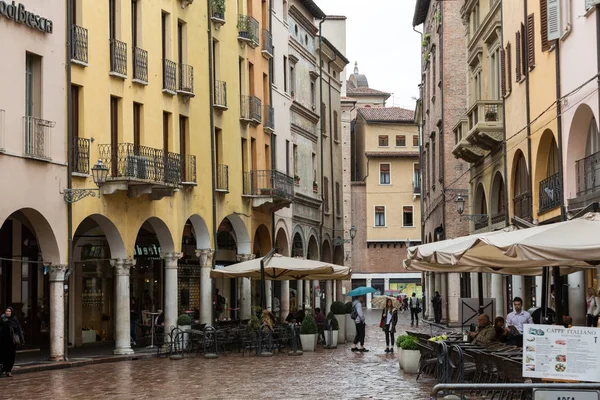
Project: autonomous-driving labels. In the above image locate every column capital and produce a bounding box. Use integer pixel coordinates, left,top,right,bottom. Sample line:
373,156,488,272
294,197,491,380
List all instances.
48,264,68,282
160,252,183,268
110,258,136,276
236,253,256,263
195,248,215,267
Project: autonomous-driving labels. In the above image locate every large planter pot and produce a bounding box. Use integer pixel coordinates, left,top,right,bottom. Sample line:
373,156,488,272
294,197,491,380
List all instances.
345,315,356,341
397,347,404,368
300,333,317,352
401,349,420,374
324,330,338,348
335,314,346,344
177,325,191,350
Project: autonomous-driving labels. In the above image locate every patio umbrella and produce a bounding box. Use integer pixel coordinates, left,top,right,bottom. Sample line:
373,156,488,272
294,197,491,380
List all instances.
371,295,400,309
347,286,377,297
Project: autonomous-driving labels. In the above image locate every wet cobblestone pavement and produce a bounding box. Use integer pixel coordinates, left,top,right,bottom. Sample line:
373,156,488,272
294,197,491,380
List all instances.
3,310,442,399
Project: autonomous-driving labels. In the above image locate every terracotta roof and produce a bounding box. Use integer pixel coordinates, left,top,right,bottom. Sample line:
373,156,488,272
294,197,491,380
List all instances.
326,15,347,20
358,107,416,123
299,0,326,19
365,151,419,158
346,85,391,97
413,0,431,26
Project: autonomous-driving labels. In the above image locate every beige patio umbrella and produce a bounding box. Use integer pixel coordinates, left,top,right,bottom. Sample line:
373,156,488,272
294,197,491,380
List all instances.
402,259,578,276
210,253,351,281
371,295,400,309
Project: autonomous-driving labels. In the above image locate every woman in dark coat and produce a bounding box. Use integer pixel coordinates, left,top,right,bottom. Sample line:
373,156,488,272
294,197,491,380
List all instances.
0,306,24,377
381,299,398,353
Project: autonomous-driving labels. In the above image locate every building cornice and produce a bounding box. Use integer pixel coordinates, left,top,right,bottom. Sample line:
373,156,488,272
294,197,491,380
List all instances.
365,151,419,158
291,100,320,123
289,5,319,35
289,38,316,65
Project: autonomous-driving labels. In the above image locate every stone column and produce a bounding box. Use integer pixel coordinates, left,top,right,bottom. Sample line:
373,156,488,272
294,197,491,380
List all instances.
196,249,214,325
535,276,543,307
335,280,343,302
313,280,321,309
325,280,333,314
49,264,67,361
440,273,448,323
296,281,303,311
470,272,479,299
423,273,430,320
266,280,272,310
304,280,311,309
161,252,183,333
237,254,255,319
110,259,135,355
491,273,504,320
512,275,524,301
280,280,290,322
447,273,461,326
434,272,441,295
568,271,586,326
366,278,372,309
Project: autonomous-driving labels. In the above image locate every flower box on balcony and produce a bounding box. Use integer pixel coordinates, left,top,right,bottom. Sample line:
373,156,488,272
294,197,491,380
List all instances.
313,181,318,193
294,175,300,185
485,111,498,121
260,188,273,196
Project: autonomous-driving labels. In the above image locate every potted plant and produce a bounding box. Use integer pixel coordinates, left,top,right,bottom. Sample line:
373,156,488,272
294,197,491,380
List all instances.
211,0,226,21
312,181,318,193
294,174,300,185
299,313,318,352
398,335,420,374
331,301,346,344
237,18,250,40
344,301,356,341
395,334,410,367
485,109,498,121
177,314,192,349
324,312,339,348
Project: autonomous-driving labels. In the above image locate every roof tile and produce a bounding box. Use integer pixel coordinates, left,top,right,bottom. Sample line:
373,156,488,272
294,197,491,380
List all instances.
358,107,416,123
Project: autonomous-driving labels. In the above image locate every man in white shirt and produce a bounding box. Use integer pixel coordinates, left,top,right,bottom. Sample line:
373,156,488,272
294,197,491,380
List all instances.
506,296,532,347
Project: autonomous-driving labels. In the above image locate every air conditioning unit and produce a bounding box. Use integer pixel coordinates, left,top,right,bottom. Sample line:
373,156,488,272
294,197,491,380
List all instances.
126,155,149,179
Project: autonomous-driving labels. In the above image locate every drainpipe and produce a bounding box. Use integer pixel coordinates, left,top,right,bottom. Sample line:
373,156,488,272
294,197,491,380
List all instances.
413,26,424,245
437,5,446,241
501,0,509,227
65,0,73,362
328,54,336,260
596,5,600,134
523,1,533,213
207,0,217,322
269,0,275,309
318,18,326,256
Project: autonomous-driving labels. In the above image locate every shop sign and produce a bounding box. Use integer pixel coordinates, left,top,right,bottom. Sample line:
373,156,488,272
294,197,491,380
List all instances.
134,245,162,257
0,1,53,34
532,389,600,400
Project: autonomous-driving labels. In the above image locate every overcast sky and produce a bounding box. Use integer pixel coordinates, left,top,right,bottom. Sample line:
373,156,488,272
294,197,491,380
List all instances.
318,0,421,110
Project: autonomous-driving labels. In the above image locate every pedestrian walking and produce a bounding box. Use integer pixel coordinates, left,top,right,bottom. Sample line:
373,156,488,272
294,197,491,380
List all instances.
351,296,368,352
409,292,420,327
380,299,398,353
586,287,600,327
0,307,24,377
432,291,442,324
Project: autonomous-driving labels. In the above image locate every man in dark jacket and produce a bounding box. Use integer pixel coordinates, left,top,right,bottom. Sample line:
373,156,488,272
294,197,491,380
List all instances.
432,291,442,324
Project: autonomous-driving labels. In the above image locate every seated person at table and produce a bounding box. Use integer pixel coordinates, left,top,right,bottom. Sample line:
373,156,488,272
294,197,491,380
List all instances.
494,316,508,342
506,297,532,347
562,315,573,328
468,314,496,346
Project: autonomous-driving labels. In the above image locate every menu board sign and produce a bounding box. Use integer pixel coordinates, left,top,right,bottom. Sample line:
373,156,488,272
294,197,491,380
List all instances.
522,324,600,382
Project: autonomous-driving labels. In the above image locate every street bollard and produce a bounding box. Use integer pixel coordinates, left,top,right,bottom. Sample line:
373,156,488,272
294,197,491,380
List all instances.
203,325,219,359
288,323,303,356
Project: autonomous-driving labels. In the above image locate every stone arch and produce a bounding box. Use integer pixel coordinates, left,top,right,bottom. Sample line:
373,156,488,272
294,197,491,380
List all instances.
185,214,211,249
307,234,319,260
321,239,332,263
253,224,271,257
490,171,506,217
222,214,251,254
474,183,487,215
1,208,63,264
74,214,127,259
275,227,290,256
138,217,176,254
291,225,305,257
566,104,597,196
535,129,559,182
511,149,531,220
333,245,344,265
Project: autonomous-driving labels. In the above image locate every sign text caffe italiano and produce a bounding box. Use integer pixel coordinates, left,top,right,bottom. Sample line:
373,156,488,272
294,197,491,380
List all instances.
0,1,53,34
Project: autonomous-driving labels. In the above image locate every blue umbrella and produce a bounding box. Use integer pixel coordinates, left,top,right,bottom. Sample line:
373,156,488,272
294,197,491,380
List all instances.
346,286,377,297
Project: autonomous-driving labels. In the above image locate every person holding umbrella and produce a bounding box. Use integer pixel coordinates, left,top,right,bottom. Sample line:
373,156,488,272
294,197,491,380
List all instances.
380,298,398,353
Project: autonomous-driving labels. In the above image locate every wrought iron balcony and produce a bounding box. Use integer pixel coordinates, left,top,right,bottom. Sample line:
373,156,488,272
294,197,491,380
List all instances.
133,47,148,84
264,104,274,132
513,191,532,222
240,96,252,122
491,212,506,225
539,172,562,213
73,137,90,174
465,100,504,150
576,151,600,197
210,0,226,22
250,96,262,124
23,116,54,159
163,59,177,93
243,170,294,211
214,80,227,109
216,164,229,192
262,30,273,59
109,38,127,77
71,25,88,65
182,154,196,184
474,218,489,231
178,64,194,95
237,15,259,47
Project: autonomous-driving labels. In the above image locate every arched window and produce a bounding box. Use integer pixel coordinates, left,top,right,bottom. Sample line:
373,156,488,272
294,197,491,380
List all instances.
547,137,559,176
513,151,531,220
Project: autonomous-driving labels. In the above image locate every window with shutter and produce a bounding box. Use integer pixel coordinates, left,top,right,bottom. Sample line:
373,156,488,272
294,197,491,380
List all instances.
521,23,527,76
527,15,535,69
547,0,561,41
540,0,549,51
375,206,386,227
378,135,389,147
379,163,390,185
506,43,512,92
396,135,406,147
501,48,506,96
515,32,521,82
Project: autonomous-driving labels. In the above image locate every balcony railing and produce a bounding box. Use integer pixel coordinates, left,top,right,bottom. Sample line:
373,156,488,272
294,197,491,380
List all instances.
210,0,225,21
98,143,183,185
250,96,262,123
178,64,194,95
163,59,177,93
240,96,252,121
465,100,504,150
214,80,227,108
474,218,489,231
539,172,562,213
262,30,273,58
182,154,196,183
238,15,259,46
23,116,54,159
133,47,148,83
71,25,88,64
264,104,274,131
109,38,127,77
216,164,229,192
73,137,90,174
513,191,532,222
491,212,506,225
244,170,294,201
576,151,600,197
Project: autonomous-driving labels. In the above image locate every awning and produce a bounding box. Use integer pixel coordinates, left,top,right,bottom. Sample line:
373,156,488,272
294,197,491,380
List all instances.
210,253,351,281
